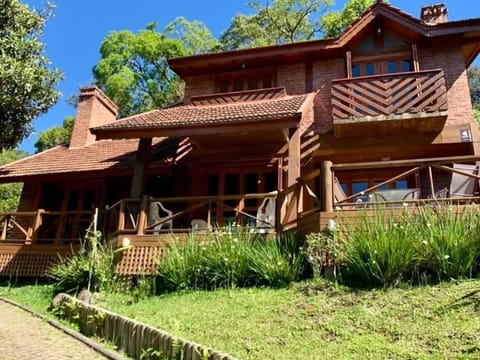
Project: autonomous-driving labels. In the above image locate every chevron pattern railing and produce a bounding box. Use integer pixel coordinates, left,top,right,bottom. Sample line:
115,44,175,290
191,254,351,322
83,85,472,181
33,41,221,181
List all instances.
331,69,447,120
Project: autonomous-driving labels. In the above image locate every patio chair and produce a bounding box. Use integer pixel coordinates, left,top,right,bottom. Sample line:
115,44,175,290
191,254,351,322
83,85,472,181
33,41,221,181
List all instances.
256,196,276,232
191,218,209,233
333,177,363,209
148,200,173,234
449,163,478,197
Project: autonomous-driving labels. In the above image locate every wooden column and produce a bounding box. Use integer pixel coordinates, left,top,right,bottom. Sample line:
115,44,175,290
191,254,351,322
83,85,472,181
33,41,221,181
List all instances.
287,128,301,222
321,161,333,212
136,195,148,235
287,128,301,187
130,138,152,198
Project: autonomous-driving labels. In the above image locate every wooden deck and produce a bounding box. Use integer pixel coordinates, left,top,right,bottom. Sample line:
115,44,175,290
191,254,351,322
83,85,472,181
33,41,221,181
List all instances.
2,155,480,276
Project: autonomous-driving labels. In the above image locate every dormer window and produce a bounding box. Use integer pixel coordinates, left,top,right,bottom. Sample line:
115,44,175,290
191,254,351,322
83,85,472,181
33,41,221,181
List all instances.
216,68,277,93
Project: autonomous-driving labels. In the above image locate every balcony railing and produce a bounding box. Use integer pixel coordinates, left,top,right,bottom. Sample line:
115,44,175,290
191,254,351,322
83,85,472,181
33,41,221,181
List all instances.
331,69,448,121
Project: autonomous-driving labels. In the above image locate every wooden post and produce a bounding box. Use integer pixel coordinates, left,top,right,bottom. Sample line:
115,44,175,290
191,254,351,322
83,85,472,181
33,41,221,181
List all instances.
118,201,125,232
1,215,8,241
136,195,148,236
321,161,334,212
130,138,152,198
29,209,44,243
288,128,301,187
428,165,436,198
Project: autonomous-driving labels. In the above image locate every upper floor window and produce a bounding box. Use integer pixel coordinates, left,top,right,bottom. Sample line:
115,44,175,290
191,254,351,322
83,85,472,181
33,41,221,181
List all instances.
352,56,412,77
216,68,277,93
348,30,416,78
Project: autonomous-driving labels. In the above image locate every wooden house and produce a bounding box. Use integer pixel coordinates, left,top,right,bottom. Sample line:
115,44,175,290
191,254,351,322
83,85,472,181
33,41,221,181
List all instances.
1,1,480,276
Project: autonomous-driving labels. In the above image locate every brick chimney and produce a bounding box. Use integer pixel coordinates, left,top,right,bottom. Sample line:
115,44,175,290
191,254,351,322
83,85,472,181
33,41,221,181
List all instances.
69,87,119,148
421,3,448,25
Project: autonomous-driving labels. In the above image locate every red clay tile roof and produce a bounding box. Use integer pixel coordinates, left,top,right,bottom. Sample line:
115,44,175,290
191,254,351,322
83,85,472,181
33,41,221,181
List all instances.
0,138,179,182
92,93,311,134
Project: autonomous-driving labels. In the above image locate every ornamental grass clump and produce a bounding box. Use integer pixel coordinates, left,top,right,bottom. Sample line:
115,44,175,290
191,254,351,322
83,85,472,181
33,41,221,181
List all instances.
156,227,303,292
338,206,480,287
340,210,417,287
414,206,480,281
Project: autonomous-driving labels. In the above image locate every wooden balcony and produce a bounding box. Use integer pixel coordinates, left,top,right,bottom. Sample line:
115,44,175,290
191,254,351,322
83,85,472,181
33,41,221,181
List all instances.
331,69,448,138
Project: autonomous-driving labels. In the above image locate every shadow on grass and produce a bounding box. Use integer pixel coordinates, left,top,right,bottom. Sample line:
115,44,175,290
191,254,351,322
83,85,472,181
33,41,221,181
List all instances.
443,289,480,313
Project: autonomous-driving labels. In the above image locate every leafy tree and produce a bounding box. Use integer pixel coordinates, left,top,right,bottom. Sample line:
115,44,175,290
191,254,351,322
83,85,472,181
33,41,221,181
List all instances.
220,0,333,50
34,116,74,153
164,16,220,56
0,0,62,149
320,0,375,38
467,66,480,110
93,23,186,117
0,149,28,213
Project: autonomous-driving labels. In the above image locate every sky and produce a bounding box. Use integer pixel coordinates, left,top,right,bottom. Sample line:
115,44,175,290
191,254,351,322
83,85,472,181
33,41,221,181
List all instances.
19,0,480,154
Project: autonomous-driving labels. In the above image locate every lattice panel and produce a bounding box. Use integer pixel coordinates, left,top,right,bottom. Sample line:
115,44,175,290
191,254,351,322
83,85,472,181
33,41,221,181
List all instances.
115,246,166,275
0,253,65,277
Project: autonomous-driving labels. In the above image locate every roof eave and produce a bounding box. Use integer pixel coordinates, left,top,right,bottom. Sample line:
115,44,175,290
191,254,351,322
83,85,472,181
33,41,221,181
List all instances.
93,116,301,141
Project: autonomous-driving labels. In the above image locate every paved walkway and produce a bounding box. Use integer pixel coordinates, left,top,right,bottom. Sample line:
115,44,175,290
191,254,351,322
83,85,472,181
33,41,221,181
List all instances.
0,300,114,359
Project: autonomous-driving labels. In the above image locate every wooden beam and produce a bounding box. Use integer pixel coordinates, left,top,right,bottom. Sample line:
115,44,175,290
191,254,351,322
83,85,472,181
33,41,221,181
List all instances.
321,161,333,212
130,138,152,198
287,129,301,186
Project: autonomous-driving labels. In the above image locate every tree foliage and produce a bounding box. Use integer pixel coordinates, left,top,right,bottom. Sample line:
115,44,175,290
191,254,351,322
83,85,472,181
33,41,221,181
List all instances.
0,149,28,213
220,0,333,50
0,0,62,149
34,116,74,153
320,0,375,38
164,16,220,56
468,66,480,110
93,23,186,117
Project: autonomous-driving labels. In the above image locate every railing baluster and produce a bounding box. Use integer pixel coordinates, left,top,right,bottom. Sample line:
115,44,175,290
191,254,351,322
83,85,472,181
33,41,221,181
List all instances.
332,69,447,120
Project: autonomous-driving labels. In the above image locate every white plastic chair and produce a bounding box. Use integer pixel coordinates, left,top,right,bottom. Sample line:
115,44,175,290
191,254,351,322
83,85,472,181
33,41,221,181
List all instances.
256,197,276,231
449,163,478,197
148,201,173,234
191,219,208,232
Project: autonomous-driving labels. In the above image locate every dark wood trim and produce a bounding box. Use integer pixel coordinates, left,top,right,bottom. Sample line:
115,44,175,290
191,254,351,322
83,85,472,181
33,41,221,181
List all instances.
346,51,352,78
130,138,152,198
94,118,300,140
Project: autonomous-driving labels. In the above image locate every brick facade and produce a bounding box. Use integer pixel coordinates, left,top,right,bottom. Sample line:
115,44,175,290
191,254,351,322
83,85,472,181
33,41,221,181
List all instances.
418,45,474,126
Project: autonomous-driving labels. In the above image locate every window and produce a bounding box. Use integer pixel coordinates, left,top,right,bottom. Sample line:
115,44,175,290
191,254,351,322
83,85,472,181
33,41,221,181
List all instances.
215,68,276,93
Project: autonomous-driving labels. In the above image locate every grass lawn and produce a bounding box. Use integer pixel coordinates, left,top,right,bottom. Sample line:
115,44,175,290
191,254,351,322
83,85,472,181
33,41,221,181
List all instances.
1,279,479,359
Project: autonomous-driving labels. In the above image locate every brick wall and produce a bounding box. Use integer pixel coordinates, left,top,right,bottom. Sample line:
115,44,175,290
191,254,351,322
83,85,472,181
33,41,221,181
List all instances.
418,45,474,126
277,63,305,94
70,87,119,148
311,58,345,134
183,74,216,104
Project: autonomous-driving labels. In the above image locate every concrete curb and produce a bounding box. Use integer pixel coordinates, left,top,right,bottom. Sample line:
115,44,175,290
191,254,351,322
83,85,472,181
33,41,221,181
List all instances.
0,297,127,360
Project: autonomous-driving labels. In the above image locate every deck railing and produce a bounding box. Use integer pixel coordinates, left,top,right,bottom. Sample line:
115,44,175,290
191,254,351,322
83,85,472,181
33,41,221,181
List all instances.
329,155,480,210
104,192,279,237
0,209,97,245
331,69,448,120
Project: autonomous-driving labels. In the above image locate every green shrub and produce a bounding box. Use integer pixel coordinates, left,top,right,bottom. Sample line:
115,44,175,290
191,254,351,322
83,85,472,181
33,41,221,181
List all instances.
47,230,116,293
414,206,480,281
341,210,417,286
248,235,303,287
156,228,303,291
336,206,480,287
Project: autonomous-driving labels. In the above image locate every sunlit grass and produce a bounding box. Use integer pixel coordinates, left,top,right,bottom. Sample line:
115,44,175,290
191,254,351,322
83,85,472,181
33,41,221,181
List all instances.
1,279,479,359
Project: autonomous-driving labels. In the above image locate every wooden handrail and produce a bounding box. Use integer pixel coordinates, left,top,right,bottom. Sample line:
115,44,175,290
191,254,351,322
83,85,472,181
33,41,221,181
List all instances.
332,155,480,171
331,68,443,83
